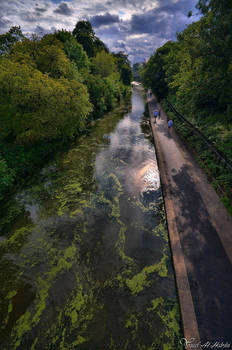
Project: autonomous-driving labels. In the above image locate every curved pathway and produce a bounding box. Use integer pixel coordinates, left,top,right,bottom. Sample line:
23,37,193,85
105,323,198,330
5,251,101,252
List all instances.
148,93,232,349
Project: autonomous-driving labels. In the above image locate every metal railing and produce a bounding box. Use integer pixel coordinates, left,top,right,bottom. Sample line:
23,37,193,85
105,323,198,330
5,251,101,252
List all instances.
166,100,232,173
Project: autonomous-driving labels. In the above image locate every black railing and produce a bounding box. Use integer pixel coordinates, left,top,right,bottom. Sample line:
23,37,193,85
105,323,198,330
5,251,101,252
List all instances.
166,100,232,173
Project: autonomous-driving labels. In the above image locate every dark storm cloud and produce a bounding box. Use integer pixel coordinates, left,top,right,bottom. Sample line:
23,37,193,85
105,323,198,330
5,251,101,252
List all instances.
95,23,121,38
54,2,73,16
20,12,42,22
35,7,48,13
83,4,108,15
130,0,196,40
90,12,120,28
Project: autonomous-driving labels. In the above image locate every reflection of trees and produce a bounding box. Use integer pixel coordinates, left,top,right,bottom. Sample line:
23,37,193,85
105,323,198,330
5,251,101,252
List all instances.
140,116,154,146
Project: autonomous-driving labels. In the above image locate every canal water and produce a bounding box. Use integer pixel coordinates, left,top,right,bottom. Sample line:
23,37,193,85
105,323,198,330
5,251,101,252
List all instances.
0,88,182,349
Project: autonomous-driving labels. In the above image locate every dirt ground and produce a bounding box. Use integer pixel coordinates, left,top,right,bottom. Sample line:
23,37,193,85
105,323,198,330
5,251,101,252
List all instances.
148,93,232,347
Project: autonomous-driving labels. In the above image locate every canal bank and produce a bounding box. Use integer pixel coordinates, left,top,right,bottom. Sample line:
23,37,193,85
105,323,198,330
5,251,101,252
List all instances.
148,92,232,348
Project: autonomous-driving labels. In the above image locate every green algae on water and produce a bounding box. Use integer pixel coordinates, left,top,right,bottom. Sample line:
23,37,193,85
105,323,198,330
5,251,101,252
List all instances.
0,92,182,349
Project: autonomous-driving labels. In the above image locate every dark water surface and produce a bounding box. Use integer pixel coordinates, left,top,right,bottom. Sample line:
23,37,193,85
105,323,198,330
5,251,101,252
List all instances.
0,89,182,349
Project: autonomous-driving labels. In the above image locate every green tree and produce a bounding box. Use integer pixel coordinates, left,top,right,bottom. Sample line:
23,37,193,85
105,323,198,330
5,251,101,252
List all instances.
72,21,108,57
85,75,108,118
35,45,74,79
93,36,109,55
0,26,24,55
64,37,89,75
72,21,95,57
53,29,73,44
0,155,15,200
113,52,132,85
141,42,174,99
0,59,92,144
91,51,117,77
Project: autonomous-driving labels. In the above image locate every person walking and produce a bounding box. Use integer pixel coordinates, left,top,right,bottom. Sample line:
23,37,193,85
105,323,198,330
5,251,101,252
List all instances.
154,110,159,123
167,119,173,129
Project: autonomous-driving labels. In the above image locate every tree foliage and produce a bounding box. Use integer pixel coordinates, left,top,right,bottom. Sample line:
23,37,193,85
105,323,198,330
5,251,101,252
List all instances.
0,26,24,55
64,37,89,75
91,51,117,77
72,21,108,57
0,22,132,200
113,52,132,85
0,59,92,144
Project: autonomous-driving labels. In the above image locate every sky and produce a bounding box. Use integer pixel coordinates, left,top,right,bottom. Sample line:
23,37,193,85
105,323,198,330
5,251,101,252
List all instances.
0,0,200,63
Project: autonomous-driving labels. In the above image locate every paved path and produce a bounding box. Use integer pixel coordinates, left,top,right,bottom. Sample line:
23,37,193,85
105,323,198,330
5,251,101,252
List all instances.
148,94,232,348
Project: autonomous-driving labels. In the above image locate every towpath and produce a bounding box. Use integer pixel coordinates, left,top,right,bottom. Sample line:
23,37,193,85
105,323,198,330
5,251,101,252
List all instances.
148,93,232,349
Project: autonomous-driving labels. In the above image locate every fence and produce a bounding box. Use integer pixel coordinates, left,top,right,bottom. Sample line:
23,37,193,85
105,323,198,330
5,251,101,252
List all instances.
166,100,232,173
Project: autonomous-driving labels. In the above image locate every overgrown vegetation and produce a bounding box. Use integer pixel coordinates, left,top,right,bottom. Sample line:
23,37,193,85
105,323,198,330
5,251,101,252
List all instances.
141,0,232,212
0,22,132,201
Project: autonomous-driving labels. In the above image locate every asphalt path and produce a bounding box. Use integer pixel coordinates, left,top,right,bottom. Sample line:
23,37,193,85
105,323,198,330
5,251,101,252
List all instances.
148,93,232,348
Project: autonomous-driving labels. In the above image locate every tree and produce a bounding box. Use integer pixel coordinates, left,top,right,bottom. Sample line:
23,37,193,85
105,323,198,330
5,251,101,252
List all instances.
85,75,108,118
141,42,173,99
113,52,132,85
93,37,109,55
0,59,92,144
91,51,117,77
72,21,108,57
36,45,74,79
64,37,89,75
0,155,15,200
72,21,95,57
53,29,73,44
0,26,24,55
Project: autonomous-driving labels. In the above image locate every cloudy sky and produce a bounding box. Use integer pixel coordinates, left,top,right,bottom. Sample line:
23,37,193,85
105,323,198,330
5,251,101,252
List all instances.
0,0,200,62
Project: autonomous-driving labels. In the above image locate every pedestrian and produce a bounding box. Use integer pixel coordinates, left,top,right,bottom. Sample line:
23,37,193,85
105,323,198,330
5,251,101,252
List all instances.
154,110,159,123
167,119,173,129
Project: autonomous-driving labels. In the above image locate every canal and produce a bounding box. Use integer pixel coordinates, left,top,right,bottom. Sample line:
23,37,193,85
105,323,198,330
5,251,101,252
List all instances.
0,88,182,349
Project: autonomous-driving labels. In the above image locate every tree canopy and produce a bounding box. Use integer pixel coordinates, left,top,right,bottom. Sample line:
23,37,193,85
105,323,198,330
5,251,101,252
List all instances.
72,21,108,57
0,21,132,200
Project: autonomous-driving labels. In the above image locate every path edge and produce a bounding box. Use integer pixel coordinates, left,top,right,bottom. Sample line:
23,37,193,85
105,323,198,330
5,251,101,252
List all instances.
147,95,202,349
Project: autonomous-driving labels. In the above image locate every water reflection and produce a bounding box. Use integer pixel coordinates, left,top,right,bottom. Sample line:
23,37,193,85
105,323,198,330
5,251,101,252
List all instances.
95,103,160,202
0,88,182,350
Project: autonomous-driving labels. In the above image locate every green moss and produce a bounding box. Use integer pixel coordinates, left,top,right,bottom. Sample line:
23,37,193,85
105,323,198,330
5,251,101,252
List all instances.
11,244,78,347
158,302,181,339
31,337,38,350
71,310,78,324
152,222,168,242
14,311,32,348
126,248,168,295
125,314,138,330
150,297,164,311
0,226,33,254
69,207,83,218
125,314,139,341
72,335,86,346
